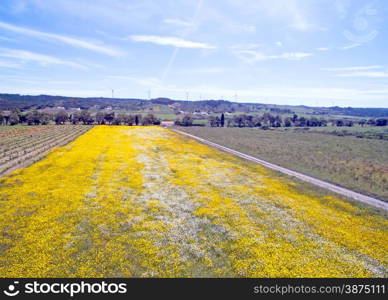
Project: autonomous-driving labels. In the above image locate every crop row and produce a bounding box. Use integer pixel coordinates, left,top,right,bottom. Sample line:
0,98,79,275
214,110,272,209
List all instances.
0,125,92,176
0,127,87,161
0,126,51,138
0,126,75,149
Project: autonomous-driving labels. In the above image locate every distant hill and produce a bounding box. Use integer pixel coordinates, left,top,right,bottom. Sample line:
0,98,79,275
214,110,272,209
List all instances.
0,93,387,117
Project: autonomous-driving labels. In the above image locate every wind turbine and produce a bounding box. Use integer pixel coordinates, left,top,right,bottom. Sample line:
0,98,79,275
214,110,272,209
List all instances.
108,87,114,99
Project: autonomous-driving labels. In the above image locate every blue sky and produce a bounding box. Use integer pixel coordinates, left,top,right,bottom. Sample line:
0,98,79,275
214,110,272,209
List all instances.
0,0,387,107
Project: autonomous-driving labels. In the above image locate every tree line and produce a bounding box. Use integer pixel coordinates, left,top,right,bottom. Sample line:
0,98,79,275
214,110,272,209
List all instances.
221,113,388,128
0,110,161,126
175,113,388,128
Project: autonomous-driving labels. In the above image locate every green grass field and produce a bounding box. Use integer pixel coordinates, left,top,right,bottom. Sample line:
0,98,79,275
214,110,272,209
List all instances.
298,126,388,140
175,127,388,201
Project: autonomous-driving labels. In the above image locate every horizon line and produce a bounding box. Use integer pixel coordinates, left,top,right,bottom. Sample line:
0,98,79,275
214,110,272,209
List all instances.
0,92,387,109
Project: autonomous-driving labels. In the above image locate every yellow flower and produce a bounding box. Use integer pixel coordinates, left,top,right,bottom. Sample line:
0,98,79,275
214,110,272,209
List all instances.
0,126,386,277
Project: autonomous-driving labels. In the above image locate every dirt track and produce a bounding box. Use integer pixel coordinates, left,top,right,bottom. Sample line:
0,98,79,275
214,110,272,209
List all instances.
172,129,388,211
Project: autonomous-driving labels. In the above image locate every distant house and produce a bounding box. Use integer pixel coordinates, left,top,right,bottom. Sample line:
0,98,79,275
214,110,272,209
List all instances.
160,121,174,127
105,106,113,110
42,108,58,114
168,103,180,109
67,107,81,113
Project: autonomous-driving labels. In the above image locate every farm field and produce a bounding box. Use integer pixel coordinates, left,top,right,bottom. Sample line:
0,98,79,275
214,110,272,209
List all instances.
0,125,92,176
176,127,388,202
0,126,387,277
293,126,388,140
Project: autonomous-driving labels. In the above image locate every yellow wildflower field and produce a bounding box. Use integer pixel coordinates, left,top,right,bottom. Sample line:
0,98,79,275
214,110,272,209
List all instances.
0,126,387,277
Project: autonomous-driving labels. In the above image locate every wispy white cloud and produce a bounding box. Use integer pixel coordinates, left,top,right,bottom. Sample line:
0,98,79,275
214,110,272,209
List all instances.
229,43,260,50
0,36,18,42
180,67,231,74
164,18,194,27
340,43,361,50
321,65,388,78
130,35,216,49
322,65,388,78
276,52,312,60
0,59,23,69
336,71,388,78
0,21,123,56
322,65,383,72
234,49,312,63
0,48,87,69
316,47,329,51
0,87,108,98
367,89,388,94
159,0,205,83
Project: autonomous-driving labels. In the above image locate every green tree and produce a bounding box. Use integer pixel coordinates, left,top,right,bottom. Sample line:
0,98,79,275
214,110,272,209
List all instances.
95,112,106,125
71,112,82,124
113,113,127,125
9,112,20,125
376,118,387,126
104,112,115,125
336,120,344,126
297,117,307,127
80,110,94,125
135,115,140,126
220,113,225,127
367,119,376,126
284,117,292,127
41,112,52,125
209,116,221,127
123,114,135,126
26,110,41,125
55,111,69,125
142,113,160,125
181,115,193,126
358,119,367,127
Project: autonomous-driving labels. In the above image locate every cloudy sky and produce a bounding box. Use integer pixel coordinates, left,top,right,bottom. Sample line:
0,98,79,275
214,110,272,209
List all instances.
0,0,387,107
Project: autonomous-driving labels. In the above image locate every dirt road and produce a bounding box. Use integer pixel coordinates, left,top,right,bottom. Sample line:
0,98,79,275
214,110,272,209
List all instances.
172,129,388,211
